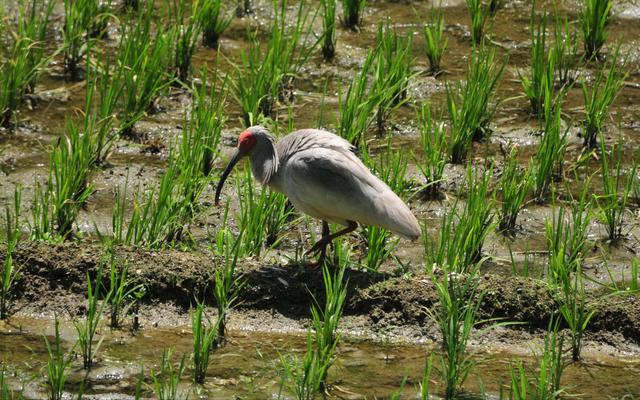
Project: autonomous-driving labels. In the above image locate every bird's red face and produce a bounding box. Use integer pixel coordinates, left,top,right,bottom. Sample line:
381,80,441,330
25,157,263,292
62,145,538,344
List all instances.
238,130,257,153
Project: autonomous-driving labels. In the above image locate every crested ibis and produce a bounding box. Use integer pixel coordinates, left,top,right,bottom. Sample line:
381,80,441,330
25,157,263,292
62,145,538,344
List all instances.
215,126,421,262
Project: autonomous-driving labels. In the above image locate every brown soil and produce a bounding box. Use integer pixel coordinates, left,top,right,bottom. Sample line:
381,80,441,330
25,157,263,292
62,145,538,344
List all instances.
6,241,640,348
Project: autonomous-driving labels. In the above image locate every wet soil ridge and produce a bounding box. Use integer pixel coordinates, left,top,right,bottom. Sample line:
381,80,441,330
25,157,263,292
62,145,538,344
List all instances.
6,241,640,341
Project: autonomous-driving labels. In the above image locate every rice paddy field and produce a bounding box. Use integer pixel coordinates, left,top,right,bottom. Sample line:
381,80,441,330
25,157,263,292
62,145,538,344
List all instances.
1,0,640,398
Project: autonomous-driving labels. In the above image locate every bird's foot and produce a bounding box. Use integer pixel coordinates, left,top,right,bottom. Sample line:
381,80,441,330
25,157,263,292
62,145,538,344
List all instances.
304,239,330,269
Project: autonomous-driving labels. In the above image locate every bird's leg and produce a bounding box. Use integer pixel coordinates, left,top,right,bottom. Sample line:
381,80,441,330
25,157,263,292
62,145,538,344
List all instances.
306,221,358,262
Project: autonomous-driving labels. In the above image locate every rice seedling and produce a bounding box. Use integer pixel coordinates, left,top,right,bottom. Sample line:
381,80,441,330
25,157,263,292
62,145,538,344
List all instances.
552,263,594,361
580,0,612,60
497,148,532,233
416,102,447,199
44,316,73,400
123,163,182,247
446,46,505,163
372,20,415,133
423,3,447,75
167,0,202,83
0,0,55,128
465,0,487,46
86,63,119,166
198,0,233,48
235,168,293,257
62,0,96,80
231,34,278,127
420,356,433,400
16,0,54,93
336,50,379,145
427,260,507,399
505,319,565,399
311,264,347,389
191,300,221,384
103,244,145,329
1,188,21,320
552,13,581,86
519,7,555,116
117,0,173,136
30,116,96,241
320,0,336,60
212,227,244,344
278,330,323,400
152,349,187,399
546,181,591,270
341,0,366,30
532,90,568,203
231,0,318,126
75,270,110,370
594,134,635,241
424,164,495,273
0,35,34,127
581,47,626,149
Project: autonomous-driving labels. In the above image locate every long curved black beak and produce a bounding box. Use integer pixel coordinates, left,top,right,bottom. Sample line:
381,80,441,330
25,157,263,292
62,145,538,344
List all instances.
215,148,244,206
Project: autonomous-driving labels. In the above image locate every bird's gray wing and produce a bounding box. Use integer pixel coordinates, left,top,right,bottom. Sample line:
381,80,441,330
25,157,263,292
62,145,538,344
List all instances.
281,147,420,239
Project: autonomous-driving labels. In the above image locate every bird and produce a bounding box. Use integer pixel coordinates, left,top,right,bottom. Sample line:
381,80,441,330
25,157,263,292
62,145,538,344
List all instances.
215,126,421,263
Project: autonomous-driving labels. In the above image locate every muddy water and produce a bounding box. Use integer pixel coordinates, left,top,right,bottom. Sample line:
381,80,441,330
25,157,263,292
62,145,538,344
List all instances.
2,316,640,399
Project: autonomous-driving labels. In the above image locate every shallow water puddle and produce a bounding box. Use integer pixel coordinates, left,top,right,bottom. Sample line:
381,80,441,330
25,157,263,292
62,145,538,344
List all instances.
2,317,640,399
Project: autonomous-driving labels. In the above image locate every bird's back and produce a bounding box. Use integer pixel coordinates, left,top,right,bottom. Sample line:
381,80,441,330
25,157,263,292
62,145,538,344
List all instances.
269,129,421,240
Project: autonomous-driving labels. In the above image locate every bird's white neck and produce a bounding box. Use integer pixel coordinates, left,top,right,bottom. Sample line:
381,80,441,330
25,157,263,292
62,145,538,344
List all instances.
249,135,279,186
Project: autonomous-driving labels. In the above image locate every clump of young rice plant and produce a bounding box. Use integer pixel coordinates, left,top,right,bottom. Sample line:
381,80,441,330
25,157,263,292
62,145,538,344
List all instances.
236,0,253,17
152,349,187,399
44,317,73,400
416,102,447,199
167,0,201,83
466,0,487,46
30,118,95,241
580,0,612,60
423,4,447,75
231,0,318,126
103,244,145,329
336,50,379,145
192,301,220,384
17,0,54,92
553,13,581,86
117,1,172,136
546,202,595,361
235,168,293,257
0,0,54,127
594,135,635,241
0,35,35,127
532,91,568,203
506,320,565,399
280,265,347,396
75,270,110,370
428,260,506,399
424,164,495,273
320,0,336,60
212,228,244,344
497,148,532,233
520,7,556,116
341,0,366,30
446,47,505,163
198,0,232,48
62,0,97,80
372,20,415,133
1,188,21,320
581,47,626,149
546,182,591,270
